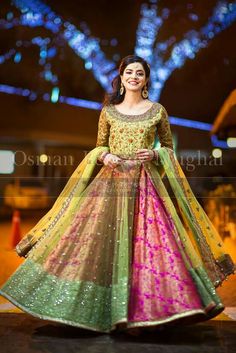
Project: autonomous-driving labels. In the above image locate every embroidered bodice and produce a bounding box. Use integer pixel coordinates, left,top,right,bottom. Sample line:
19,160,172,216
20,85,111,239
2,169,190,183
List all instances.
96,102,173,159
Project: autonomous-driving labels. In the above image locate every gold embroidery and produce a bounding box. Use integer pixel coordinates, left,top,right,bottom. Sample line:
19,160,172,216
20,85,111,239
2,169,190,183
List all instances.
95,103,173,158
96,107,110,147
156,107,174,150
107,102,161,122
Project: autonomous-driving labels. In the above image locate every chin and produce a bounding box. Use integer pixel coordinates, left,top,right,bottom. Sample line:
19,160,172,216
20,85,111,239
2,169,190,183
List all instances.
126,87,141,93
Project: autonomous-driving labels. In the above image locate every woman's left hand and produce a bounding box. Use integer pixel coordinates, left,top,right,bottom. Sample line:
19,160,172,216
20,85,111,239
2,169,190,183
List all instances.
136,149,155,161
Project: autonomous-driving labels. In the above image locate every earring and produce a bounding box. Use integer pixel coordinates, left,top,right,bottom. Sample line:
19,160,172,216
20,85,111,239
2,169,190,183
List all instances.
142,85,149,98
120,82,124,95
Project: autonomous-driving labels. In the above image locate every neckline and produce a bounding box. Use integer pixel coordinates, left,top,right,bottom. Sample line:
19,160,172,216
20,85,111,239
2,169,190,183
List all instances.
113,102,155,117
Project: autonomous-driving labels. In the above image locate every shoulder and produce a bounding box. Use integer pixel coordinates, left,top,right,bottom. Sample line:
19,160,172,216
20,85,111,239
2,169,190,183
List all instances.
100,104,112,115
151,102,167,115
151,103,169,125
101,104,117,120
98,105,112,126
100,105,107,113
149,102,168,123
99,105,109,119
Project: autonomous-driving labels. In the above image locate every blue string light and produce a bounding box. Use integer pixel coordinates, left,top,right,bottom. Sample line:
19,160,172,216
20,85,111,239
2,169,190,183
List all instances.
59,96,101,110
0,0,234,97
169,117,212,131
211,135,229,148
135,1,236,100
0,0,235,150
0,84,32,96
51,87,60,103
0,83,230,148
14,52,22,63
10,0,117,91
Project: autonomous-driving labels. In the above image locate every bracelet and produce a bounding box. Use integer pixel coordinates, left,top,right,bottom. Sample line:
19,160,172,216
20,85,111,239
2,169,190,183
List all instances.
99,151,109,162
103,153,112,164
152,149,159,160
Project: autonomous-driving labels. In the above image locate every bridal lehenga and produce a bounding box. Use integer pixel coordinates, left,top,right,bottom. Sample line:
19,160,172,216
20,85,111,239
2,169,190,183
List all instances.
0,102,235,333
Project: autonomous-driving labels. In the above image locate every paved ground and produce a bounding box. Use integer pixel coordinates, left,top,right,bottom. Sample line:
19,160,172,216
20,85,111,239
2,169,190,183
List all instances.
0,314,236,353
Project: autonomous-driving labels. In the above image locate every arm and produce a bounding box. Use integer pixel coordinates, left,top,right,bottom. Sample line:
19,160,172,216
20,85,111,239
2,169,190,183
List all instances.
136,107,173,163
96,107,110,161
152,106,174,173
156,106,174,151
96,107,110,148
96,107,123,166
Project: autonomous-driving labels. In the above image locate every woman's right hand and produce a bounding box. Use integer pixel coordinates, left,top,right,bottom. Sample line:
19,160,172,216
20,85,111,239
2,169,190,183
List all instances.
103,153,122,168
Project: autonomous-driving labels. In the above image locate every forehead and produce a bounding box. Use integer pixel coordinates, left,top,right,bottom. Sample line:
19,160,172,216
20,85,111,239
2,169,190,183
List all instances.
125,62,144,71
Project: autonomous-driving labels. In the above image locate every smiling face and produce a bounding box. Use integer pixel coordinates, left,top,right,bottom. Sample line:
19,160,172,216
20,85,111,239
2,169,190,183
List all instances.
120,62,148,94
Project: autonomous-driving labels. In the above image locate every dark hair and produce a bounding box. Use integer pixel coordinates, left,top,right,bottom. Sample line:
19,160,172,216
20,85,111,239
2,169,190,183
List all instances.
103,55,150,106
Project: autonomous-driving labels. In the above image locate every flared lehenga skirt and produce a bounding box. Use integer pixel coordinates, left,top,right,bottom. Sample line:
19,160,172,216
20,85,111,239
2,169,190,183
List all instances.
0,161,225,333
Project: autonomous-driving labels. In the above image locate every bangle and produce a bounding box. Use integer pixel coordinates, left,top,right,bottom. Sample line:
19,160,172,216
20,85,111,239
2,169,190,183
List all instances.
103,153,112,164
99,151,109,162
152,150,158,160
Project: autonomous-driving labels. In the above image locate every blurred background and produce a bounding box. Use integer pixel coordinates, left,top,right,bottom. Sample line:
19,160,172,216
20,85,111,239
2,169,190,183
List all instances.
0,0,236,316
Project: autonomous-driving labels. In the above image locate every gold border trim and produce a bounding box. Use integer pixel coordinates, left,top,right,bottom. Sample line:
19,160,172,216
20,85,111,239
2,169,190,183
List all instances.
0,291,224,334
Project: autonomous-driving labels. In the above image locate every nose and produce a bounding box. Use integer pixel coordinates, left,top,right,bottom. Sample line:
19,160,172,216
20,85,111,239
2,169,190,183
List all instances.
131,72,138,79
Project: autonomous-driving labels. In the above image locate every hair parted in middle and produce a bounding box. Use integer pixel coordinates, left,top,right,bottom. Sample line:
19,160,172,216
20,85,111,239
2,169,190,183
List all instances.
103,54,151,106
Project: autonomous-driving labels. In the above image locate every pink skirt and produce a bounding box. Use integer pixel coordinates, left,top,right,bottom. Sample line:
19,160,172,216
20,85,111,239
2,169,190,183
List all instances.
128,166,204,324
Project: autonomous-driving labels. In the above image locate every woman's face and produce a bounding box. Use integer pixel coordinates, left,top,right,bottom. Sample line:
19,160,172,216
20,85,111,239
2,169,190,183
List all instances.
120,62,147,93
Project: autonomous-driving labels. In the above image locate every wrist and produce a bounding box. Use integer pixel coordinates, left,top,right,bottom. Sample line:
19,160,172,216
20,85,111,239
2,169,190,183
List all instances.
152,149,159,160
103,153,112,164
99,151,110,162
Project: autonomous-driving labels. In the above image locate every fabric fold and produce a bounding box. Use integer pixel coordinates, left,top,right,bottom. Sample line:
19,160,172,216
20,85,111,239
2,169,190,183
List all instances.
15,146,109,257
0,145,235,333
157,147,236,286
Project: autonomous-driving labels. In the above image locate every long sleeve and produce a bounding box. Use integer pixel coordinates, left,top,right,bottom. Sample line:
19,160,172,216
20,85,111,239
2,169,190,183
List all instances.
96,107,110,147
156,106,174,151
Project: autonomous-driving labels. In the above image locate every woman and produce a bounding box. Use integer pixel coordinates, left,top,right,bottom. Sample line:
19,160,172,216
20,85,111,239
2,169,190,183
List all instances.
0,55,235,334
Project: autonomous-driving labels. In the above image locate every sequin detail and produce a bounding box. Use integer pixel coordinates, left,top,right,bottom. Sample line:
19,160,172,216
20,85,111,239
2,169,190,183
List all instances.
0,259,127,332
128,167,204,322
0,102,231,332
0,165,225,332
96,103,173,159
108,102,158,121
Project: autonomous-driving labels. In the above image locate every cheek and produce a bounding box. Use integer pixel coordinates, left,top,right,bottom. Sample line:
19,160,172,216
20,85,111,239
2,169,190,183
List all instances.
136,75,145,83
123,74,130,81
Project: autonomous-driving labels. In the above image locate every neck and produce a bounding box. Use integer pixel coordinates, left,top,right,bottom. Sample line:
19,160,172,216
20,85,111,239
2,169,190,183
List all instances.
122,91,144,107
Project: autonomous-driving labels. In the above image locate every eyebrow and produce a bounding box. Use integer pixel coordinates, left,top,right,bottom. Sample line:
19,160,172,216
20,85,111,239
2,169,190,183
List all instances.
125,68,144,72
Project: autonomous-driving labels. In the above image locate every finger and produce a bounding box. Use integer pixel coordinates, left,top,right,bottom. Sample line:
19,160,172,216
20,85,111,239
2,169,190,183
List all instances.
137,153,147,158
136,152,147,156
136,149,148,153
137,153,149,158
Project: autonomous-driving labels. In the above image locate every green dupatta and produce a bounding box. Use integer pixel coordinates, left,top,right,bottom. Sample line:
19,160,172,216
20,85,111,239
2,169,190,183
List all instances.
157,147,235,287
16,145,235,290
15,146,108,257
